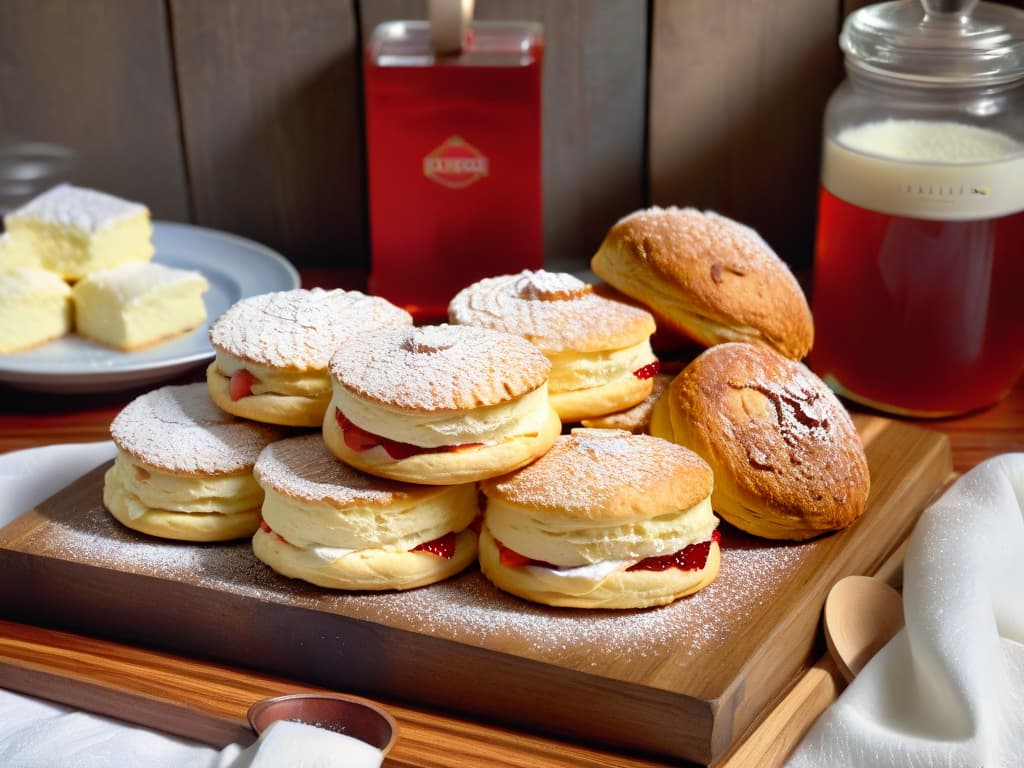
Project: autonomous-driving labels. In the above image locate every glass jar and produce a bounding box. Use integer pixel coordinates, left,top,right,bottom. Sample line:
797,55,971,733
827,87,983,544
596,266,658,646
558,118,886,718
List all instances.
810,0,1024,417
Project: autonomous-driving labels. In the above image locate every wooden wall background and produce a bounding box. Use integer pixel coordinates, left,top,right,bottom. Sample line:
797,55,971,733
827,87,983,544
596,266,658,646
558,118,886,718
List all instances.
1,0,1015,275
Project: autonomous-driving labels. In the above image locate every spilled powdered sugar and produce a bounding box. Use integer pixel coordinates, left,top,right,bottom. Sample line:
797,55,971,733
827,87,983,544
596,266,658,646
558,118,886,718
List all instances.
37,494,807,665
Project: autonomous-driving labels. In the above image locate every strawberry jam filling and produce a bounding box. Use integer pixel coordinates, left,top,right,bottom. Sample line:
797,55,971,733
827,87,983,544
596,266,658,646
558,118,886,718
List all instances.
495,530,720,572
632,360,661,380
335,409,481,459
229,369,256,400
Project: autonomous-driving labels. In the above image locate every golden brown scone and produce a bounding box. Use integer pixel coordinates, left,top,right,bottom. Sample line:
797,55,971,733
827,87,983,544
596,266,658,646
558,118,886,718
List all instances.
324,324,561,485
591,206,814,360
252,434,479,590
651,342,869,540
103,383,286,542
580,371,673,433
448,269,659,423
478,429,720,609
207,288,412,427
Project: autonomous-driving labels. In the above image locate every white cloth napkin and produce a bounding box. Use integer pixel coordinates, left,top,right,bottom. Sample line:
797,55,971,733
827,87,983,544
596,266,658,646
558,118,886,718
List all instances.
0,443,386,767
787,453,1024,767
0,441,116,528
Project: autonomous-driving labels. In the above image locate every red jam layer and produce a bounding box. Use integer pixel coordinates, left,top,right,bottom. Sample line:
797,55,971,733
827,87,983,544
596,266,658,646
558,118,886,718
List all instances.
632,361,661,380
335,410,481,460
229,369,256,400
496,529,720,572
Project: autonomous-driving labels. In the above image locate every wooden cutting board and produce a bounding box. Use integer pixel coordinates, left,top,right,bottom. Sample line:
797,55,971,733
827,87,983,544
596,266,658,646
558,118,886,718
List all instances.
0,415,951,765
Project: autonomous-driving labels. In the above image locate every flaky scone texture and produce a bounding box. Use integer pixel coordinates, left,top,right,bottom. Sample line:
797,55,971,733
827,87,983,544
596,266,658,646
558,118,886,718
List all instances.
478,527,720,609
591,206,813,360
651,342,870,540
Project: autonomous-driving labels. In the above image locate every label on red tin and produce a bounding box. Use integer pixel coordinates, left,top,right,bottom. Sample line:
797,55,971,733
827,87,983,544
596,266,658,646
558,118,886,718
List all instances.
423,135,489,189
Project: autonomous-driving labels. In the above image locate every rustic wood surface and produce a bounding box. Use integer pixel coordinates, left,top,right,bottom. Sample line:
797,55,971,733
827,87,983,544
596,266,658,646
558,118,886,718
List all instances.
0,411,950,764
0,0,189,219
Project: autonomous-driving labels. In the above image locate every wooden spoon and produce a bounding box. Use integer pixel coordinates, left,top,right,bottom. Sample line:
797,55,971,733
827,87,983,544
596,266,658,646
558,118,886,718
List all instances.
824,575,905,683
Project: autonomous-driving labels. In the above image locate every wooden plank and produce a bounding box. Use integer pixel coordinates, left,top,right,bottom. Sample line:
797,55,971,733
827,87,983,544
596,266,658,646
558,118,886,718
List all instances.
648,0,842,269
169,0,364,269
0,0,189,220
0,416,950,765
359,0,648,273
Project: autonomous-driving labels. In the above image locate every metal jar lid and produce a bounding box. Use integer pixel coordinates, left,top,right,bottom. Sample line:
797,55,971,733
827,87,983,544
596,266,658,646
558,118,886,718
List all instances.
841,0,1024,85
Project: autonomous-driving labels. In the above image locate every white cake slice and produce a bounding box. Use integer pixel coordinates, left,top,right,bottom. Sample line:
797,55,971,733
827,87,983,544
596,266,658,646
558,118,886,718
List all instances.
3,184,154,280
0,267,72,353
72,262,209,350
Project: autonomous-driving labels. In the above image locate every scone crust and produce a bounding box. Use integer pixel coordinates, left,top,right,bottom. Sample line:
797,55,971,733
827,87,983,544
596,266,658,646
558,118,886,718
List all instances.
480,429,713,521
329,324,552,413
659,342,869,539
208,288,412,371
110,383,284,475
207,363,330,428
548,372,654,424
478,527,720,609
591,206,813,360
253,527,478,591
323,404,562,485
103,466,260,542
448,270,655,353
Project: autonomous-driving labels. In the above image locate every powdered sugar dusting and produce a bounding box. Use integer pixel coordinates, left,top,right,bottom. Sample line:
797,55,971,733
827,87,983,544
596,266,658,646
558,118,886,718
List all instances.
329,324,551,411
255,434,423,505
6,183,147,233
488,431,711,515
110,383,285,474
449,270,655,353
35,491,807,663
209,288,412,370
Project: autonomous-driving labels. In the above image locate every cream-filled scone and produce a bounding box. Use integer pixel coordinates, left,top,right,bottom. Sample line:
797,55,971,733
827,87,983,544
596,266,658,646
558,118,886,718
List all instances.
478,429,720,609
650,342,870,540
0,267,72,353
591,206,814,360
72,262,208,350
448,270,659,423
207,288,412,428
253,433,479,590
2,184,154,280
324,324,561,485
104,383,286,542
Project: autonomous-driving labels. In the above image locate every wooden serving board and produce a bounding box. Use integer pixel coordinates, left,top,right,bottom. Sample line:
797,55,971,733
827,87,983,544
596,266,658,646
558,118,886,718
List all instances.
0,415,951,765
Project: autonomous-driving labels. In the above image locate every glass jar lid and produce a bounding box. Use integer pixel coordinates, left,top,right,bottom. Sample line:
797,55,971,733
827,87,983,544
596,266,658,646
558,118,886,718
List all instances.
841,0,1024,85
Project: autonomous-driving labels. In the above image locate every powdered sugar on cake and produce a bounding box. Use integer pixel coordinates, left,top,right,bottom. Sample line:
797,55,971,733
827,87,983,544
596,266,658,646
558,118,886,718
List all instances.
255,434,419,505
209,288,412,369
6,184,147,233
110,383,284,474
449,269,655,352
330,324,552,411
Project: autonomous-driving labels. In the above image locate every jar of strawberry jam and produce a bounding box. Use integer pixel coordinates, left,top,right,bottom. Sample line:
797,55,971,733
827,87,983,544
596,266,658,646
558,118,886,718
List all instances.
810,0,1024,417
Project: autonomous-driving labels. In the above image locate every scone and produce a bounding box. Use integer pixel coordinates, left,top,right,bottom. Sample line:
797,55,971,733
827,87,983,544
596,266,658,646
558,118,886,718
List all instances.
478,429,720,609
0,267,72,353
103,383,286,541
591,206,814,360
448,270,659,423
650,342,870,540
2,184,154,280
253,434,479,590
72,262,209,350
580,371,673,434
207,288,412,428
324,323,561,485
0,232,40,270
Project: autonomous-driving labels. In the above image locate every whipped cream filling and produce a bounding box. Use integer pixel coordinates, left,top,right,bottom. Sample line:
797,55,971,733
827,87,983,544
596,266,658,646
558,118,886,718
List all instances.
260,483,478,551
546,339,656,394
214,351,330,398
112,452,262,518
486,496,717,567
330,382,553,449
